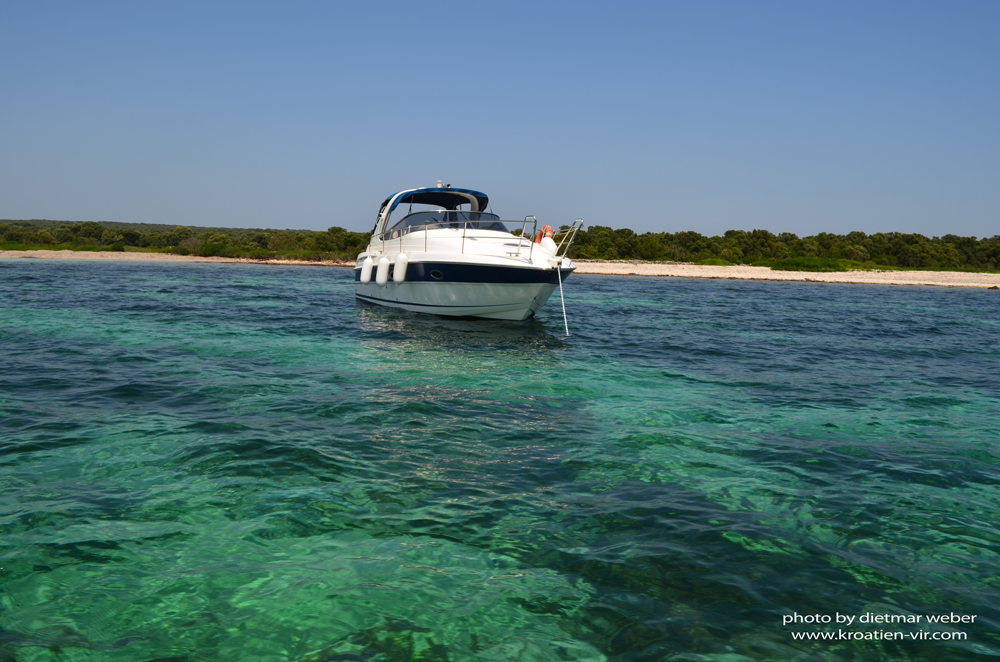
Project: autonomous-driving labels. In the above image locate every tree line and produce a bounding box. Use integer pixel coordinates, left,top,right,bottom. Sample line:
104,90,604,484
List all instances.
3,219,998,271
0,221,370,261
564,226,1000,271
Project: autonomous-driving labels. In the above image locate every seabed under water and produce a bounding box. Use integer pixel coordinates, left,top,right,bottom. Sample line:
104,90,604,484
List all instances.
1,260,998,661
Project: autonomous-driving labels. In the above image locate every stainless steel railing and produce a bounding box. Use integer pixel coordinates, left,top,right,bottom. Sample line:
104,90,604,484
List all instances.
554,219,584,258
372,216,583,259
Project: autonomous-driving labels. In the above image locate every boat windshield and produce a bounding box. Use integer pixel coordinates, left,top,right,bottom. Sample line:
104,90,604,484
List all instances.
388,211,508,235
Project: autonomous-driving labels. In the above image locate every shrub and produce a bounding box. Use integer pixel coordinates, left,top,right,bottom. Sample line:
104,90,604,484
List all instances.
199,243,232,257
78,221,106,240
202,232,230,246
1,224,25,242
54,225,75,243
247,232,270,249
101,229,125,245
635,236,665,260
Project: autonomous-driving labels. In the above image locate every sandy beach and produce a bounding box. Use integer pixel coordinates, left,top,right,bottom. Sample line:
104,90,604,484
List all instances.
2,250,998,288
572,260,1000,288
0,249,355,268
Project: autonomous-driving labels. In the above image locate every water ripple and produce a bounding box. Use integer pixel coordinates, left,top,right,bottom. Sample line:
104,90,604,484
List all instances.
1,260,999,660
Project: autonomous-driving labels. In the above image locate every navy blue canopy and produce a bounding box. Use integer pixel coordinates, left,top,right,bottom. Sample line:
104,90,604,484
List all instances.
383,187,489,214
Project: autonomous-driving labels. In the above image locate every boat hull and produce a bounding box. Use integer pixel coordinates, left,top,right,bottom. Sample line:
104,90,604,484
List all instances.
355,281,564,320
354,261,572,320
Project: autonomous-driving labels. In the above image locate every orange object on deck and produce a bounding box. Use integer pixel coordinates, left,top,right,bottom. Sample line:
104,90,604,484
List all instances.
535,225,554,244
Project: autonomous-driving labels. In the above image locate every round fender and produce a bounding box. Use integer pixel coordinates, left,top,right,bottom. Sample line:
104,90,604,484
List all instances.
375,256,391,286
360,256,373,284
393,253,408,282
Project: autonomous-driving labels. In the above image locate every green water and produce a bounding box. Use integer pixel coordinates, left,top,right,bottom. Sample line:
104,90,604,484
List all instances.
1,260,998,661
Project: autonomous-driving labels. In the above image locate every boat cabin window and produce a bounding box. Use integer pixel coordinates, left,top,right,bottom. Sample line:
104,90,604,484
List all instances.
386,211,508,237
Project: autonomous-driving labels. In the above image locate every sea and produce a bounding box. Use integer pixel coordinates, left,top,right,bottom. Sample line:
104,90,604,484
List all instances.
1,259,998,662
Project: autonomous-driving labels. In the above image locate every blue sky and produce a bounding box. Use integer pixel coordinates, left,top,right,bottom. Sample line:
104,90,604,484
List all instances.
1,1,997,237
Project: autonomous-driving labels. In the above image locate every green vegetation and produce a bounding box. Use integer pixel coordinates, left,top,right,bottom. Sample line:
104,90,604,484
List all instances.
3,219,999,272
563,226,1000,272
0,220,369,262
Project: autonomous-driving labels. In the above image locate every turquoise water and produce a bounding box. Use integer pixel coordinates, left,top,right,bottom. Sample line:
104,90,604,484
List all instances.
1,260,998,662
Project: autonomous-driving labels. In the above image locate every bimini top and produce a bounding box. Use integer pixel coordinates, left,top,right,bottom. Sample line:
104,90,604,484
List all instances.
373,186,490,236
381,187,488,215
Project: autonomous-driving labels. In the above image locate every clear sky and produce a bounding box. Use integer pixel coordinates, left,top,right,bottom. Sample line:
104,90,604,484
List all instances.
1,1,997,237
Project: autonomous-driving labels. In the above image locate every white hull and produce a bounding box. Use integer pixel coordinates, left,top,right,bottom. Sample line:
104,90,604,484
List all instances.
355,280,559,320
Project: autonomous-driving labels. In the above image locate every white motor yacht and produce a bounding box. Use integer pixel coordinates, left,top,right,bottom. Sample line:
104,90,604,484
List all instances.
355,185,582,320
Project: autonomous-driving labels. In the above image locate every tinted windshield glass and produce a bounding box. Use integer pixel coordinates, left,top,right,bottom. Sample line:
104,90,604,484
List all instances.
389,211,508,233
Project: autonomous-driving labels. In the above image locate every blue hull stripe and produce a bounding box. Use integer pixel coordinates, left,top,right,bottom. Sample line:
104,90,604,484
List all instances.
354,262,568,285
355,293,504,309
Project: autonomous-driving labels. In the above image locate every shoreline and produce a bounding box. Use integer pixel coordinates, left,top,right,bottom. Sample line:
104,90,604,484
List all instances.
0,249,354,268
2,249,999,289
572,260,1000,288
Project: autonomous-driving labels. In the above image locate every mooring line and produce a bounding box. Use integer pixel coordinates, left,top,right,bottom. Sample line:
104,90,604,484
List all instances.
557,263,569,336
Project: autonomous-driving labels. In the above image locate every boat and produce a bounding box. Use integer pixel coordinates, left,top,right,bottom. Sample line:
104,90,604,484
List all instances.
355,184,582,320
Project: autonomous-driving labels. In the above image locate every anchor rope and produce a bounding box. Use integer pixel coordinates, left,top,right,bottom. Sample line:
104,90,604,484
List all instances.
557,262,569,336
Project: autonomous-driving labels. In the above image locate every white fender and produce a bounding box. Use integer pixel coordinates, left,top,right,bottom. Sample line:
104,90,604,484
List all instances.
375,256,391,286
360,256,373,284
540,236,558,254
393,253,408,282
